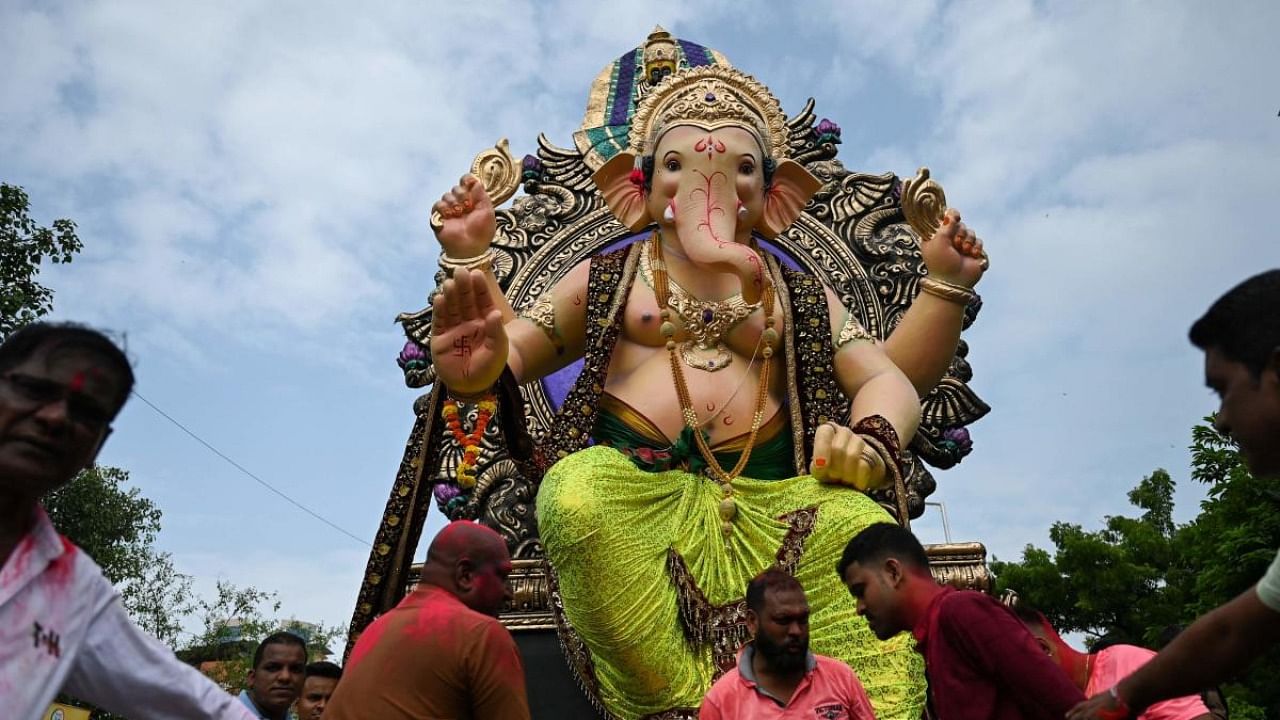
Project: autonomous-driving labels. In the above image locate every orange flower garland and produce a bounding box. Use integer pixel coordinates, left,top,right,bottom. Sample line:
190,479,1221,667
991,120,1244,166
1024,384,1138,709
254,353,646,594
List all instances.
441,394,497,489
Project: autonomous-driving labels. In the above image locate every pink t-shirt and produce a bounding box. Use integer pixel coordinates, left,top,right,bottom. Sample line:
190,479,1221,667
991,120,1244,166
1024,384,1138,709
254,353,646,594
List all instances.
699,647,876,720
1086,645,1211,720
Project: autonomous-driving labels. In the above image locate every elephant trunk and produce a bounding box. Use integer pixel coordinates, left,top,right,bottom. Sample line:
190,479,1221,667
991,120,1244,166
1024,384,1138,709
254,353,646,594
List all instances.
673,169,767,304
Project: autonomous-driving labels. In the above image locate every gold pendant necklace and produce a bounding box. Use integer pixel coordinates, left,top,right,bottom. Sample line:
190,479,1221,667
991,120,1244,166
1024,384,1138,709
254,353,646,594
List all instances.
649,235,780,539
640,240,761,372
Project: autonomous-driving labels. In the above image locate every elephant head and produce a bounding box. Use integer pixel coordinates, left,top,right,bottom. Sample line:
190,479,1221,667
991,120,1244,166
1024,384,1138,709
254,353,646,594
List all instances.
592,66,822,304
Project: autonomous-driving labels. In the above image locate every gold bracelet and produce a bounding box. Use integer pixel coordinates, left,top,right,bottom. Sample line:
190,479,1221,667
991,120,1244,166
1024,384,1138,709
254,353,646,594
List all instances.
439,249,494,274
919,276,978,306
446,385,495,404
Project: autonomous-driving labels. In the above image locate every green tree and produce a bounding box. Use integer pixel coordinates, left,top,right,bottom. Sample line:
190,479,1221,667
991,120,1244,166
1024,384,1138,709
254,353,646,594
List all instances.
43,466,196,645
992,420,1280,716
178,580,341,692
992,468,1190,646
0,182,82,339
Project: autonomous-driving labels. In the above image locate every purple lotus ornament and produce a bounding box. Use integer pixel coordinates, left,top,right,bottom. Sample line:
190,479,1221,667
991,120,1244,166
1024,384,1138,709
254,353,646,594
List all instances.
941,427,973,455
521,154,544,182
397,340,426,370
433,482,462,504
815,118,843,145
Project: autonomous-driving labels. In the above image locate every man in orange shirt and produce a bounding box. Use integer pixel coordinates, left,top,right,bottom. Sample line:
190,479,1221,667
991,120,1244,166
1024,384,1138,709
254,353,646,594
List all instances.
700,569,876,719
325,521,530,720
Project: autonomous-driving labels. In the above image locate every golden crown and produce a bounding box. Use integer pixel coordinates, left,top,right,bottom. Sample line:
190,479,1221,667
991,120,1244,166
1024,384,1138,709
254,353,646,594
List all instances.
628,65,790,159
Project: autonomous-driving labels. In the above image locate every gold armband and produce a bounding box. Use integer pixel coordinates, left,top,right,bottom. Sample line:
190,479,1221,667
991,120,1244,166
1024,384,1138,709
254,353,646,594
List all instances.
836,312,875,348
518,292,565,354
919,276,979,306
439,249,494,274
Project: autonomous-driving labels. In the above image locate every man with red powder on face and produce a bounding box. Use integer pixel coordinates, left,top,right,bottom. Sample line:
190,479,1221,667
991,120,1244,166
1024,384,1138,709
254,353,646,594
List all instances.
325,520,530,719
837,523,1084,719
0,322,252,719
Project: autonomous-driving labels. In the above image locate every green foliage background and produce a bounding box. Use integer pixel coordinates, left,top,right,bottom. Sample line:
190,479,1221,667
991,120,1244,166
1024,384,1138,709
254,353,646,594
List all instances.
993,421,1280,718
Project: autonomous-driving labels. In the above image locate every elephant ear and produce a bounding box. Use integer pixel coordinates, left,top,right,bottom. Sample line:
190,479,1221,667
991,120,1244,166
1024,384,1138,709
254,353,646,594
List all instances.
758,159,822,239
592,152,652,231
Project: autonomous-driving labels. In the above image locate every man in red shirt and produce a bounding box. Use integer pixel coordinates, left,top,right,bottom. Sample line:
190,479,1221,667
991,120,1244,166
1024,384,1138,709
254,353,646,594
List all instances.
324,521,530,720
1015,607,1212,720
837,523,1084,719
700,569,876,719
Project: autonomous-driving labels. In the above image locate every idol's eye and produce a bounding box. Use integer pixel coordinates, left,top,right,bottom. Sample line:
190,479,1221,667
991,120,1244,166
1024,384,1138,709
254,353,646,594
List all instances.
665,158,681,172
739,162,755,175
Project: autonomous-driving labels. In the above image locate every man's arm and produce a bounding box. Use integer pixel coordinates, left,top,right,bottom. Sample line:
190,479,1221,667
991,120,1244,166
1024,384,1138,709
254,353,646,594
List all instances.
1070,587,1280,718
63,597,253,720
940,593,1085,716
468,621,533,720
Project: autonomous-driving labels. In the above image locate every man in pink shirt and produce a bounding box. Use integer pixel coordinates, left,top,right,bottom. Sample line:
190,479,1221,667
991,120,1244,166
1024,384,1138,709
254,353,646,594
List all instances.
700,569,876,719
1015,607,1212,720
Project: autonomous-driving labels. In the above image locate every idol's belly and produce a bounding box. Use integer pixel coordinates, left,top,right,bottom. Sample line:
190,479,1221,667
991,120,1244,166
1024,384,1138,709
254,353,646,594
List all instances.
603,339,785,446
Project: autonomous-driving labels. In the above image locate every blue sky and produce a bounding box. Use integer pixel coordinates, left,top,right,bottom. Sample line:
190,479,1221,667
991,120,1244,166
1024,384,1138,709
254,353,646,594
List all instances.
3,0,1278,644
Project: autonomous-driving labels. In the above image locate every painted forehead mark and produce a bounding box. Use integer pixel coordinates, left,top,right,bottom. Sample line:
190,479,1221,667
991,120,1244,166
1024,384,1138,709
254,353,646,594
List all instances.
694,134,727,160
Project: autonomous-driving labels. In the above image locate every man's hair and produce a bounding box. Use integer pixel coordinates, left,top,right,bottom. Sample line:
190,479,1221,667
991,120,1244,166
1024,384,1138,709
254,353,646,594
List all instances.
0,322,135,411
305,660,342,680
836,523,930,578
1011,602,1050,632
745,568,804,614
252,631,308,669
1189,269,1280,377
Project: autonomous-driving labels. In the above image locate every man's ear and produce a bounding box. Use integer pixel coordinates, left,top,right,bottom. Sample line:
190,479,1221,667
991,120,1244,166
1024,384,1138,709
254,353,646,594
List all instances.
454,558,475,593
884,557,906,588
85,427,113,470
1035,636,1053,656
745,607,759,638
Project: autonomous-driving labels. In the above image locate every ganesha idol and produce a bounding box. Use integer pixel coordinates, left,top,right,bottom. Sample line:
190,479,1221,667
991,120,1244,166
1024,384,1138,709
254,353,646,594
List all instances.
353,29,990,720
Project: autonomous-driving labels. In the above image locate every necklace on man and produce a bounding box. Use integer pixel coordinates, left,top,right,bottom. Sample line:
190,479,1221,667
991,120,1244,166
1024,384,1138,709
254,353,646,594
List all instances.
639,239,762,372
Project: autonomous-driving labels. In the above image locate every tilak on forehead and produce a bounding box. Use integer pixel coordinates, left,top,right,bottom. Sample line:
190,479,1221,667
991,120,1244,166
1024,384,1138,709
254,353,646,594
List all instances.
628,65,792,162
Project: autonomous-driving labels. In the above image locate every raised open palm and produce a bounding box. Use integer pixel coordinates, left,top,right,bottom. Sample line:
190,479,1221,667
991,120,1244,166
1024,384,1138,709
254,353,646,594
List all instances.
430,268,508,395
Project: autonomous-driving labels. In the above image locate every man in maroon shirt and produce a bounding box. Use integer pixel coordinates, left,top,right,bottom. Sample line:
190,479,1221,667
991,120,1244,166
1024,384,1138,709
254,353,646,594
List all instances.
837,523,1084,719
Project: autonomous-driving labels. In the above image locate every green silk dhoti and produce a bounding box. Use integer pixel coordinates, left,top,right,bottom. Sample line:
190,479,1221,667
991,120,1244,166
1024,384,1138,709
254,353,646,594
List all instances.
536,445,926,719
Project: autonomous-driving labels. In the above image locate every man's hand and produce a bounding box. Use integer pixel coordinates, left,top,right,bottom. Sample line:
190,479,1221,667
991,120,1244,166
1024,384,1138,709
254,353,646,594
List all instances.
923,208,987,288
1067,689,1133,720
433,174,497,259
430,268,509,395
810,422,887,491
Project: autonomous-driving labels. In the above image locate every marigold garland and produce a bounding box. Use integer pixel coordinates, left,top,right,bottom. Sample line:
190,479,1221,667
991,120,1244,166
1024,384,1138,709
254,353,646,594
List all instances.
441,394,497,489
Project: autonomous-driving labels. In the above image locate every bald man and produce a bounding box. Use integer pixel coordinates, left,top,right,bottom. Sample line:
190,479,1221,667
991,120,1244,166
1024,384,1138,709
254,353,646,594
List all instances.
325,521,530,719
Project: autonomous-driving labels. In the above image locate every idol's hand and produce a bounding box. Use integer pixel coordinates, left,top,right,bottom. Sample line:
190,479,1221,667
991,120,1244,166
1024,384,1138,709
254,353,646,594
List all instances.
433,174,497,260
430,268,509,396
810,422,888,491
922,208,988,288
